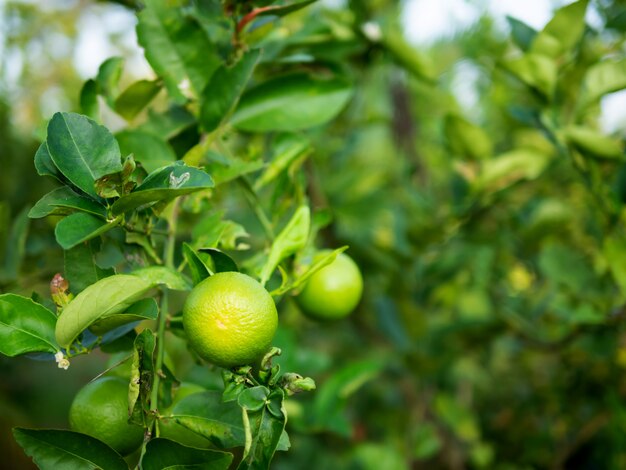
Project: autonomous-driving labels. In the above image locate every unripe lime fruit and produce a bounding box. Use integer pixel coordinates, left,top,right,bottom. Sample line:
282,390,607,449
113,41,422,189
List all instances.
182,272,278,368
296,252,363,320
69,377,143,455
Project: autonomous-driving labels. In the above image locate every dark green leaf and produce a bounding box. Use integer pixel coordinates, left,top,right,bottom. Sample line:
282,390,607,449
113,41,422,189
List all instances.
231,74,353,132
79,79,100,121
506,16,537,52
137,105,196,140
142,438,233,470
183,242,211,285
111,162,214,215
29,187,107,219
64,241,114,294
1,207,30,282
199,248,239,274
116,129,177,174
0,295,58,357
54,212,120,250
129,329,156,429
170,391,245,449
34,142,63,181
54,274,154,350
200,49,262,132
238,395,286,470
96,57,125,106
114,79,162,121
238,386,270,412
137,0,221,101
46,112,123,199
13,428,128,470
256,0,317,18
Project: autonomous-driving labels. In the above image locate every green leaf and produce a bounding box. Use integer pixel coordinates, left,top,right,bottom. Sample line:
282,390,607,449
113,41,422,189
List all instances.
115,130,177,174
473,149,551,193
580,58,626,109
444,114,493,160
238,391,286,470
292,247,348,290
64,241,114,295
231,74,353,132
170,391,245,449
138,105,196,140
199,248,239,274
530,0,588,59
29,187,107,219
200,49,262,132
96,57,125,106
260,205,310,285
89,297,159,336
34,142,63,181
13,428,128,470
238,386,270,412
381,28,436,82
55,274,154,350
46,112,123,199
133,266,192,291
0,295,58,357
255,0,318,18
202,150,265,186
604,237,626,297
254,134,311,191
129,329,156,429
503,53,557,99
183,242,211,286
1,207,30,282
54,212,120,250
79,79,100,121
111,162,214,215
114,79,162,121
142,438,233,470
564,126,624,160
137,0,220,101
506,16,537,52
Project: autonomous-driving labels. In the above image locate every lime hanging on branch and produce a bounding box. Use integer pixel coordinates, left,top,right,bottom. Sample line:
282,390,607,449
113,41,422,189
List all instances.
296,251,363,320
182,272,278,368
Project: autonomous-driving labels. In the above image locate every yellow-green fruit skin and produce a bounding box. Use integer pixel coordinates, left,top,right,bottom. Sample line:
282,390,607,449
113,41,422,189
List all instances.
297,252,363,320
69,377,143,455
182,272,278,368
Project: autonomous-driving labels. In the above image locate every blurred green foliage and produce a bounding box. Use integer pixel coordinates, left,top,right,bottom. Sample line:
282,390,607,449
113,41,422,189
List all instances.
3,0,626,468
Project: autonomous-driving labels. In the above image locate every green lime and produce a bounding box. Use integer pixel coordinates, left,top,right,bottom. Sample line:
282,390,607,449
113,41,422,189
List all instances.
183,272,278,368
296,251,363,320
69,376,143,455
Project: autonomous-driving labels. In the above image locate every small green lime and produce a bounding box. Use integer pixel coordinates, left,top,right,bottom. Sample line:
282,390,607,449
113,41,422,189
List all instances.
183,272,278,368
296,252,363,320
69,377,143,455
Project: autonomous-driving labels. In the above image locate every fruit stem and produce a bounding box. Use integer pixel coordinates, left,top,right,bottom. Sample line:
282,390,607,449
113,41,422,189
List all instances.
149,199,180,434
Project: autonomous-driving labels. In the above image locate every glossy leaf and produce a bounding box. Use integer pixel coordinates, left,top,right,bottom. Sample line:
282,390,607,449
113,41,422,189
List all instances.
115,129,177,174
260,206,310,285
79,79,100,121
114,79,162,121
96,57,124,106
89,297,158,335
54,212,120,250
34,142,63,181
231,74,353,132
55,274,154,349
137,0,220,101
238,390,286,470
580,58,626,108
111,162,214,215
201,49,262,132
254,134,311,191
238,386,270,412
142,438,233,470
46,112,123,199
255,0,318,18
13,428,128,470
183,242,211,285
0,295,58,357
64,242,114,295
199,248,239,274
530,0,588,58
133,266,192,291
170,391,245,448
29,187,107,219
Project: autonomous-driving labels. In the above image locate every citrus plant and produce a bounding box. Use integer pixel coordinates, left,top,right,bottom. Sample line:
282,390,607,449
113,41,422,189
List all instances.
0,1,355,468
